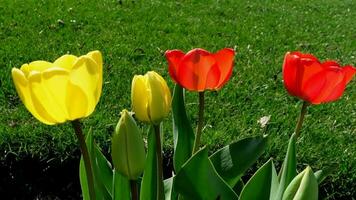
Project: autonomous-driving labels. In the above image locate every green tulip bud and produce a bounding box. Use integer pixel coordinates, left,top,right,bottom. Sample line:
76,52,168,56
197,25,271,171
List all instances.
282,166,318,200
111,109,146,180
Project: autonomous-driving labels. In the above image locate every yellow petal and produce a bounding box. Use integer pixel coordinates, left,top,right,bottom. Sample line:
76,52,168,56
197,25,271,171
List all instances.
53,54,78,70
66,82,89,120
12,68,55,125
42,67,70,119
147,71,168,123
20,64,30,77
70,56,100,117
86,50,103,104
131,75,150,122
28,71,67,123
28,60,53,72
153,72,172,115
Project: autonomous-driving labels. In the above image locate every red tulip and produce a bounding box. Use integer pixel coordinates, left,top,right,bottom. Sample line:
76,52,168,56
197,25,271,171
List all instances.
283,52,356,104
165,48,235,91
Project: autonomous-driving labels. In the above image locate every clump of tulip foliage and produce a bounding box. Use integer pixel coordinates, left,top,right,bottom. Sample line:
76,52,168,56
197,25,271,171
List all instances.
11,48,355,200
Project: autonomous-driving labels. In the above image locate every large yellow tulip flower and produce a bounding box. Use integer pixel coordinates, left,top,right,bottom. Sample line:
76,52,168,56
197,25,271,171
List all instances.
11,50,103,125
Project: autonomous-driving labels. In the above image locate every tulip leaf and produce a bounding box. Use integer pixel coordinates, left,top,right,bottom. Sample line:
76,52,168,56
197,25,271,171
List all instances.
314,170,327,184
164,177,178,200
275,133,297,200
140,127,159,200
93,144,113,196
209,136,268,187
79,130,112,200
172,84,195,172
239,159,277,200
270,162,280,200
113,169,130,200
232,179,244,196
174,147,238,200
282,167,318,200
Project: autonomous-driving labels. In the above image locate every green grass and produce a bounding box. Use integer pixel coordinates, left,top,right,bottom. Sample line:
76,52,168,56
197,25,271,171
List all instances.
0,0,355,198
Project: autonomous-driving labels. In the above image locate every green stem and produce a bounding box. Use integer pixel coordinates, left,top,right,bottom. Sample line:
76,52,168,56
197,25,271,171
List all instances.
192,91,205,154
72,120,95,200
130,180,138,200
294,101,309,138
153,124,164,200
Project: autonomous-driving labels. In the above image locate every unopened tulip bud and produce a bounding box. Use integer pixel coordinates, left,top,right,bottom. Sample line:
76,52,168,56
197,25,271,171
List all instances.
282,166,318,200
131,71,171,124
111,109,146,180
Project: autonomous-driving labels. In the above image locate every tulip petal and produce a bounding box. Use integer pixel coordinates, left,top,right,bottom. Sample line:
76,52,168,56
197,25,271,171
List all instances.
12,68,55,125
147,71,170,123
342,65,356,84
178,49,216,91
213,48,235,88
42,68,70,119
306,68,344,104
165,50,185,84
131,75,150,122
53,54,78,70
87,50,103,104
66,82,89,120
28,71,65,123
28,60,53,72
70,56,100,116
297,57,324,96
20,64,30,77
205,63,221,90
283,52,300,96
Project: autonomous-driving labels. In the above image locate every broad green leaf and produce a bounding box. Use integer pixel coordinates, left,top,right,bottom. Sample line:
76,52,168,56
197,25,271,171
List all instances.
270,162,279,200
232,179,244,196
94,144,113,196
79,131,112,200
174,147,238,200
275,133,297,200
79,157,89,200
282,166,318,200
140,127,160,200
79,130,95,200
239,159,275,200
172,84,195,172
164,177,178,200
113,170,130,200
210,136,268,187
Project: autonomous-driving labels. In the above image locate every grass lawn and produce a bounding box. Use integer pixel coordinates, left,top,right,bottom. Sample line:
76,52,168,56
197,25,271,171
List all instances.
0,0,355,199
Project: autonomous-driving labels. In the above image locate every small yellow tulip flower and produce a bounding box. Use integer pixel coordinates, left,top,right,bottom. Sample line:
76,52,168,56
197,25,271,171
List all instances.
11,50,103,125
131,71,171,124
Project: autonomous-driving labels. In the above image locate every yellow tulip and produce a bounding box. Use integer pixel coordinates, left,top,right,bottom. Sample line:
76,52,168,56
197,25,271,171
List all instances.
131,71,171,124
11,50,103,125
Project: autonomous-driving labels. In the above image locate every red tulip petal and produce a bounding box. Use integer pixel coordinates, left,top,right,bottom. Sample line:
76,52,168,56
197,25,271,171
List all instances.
307,67,345,104
342,65,356,84
205,63,221,90
283,52,300,97
293,52,319,63
213,48,235,89
297,56,324,96
165,50,185,84
178,48,216,91
300,70,327,104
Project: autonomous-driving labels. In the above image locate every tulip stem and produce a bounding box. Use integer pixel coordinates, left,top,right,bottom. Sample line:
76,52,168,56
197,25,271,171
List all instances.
295,101,309,138
153,124,164,200
72,120,95,200
192,91,205,154
130,180,138,200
